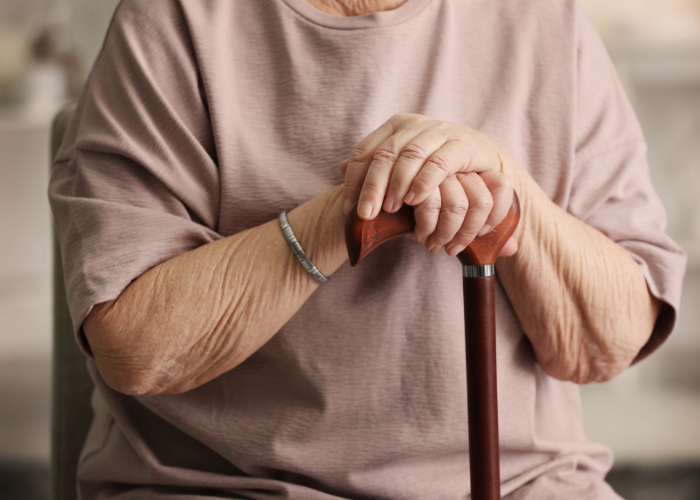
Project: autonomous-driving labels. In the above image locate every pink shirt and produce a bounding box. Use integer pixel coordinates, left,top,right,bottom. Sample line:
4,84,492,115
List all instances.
49,0,686,498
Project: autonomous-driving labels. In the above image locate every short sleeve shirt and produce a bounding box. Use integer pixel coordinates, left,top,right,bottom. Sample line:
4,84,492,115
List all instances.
49,0,686,498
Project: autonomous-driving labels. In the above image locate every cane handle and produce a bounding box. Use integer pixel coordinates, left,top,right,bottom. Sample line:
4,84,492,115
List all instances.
346,193,520,266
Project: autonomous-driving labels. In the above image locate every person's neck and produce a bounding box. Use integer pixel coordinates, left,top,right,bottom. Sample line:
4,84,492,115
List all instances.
304,0,410,16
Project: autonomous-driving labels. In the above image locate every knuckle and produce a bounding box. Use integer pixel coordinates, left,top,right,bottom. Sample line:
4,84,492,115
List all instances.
434,223,457,240
425,154,451,174
388,179,404,192
372,147,399,166
400,143,428,162
442,200,469,219
423,198,442,214
349,146,370,163
433,121,452,133
430,234,449,246
456,226,478,242
411,175,432,194
360,182,384,198
416,195,441,216
471,193,494,214
343,183,360,195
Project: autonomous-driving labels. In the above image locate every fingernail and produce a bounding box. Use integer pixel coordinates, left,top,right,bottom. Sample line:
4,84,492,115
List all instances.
448,245,465,256
478,224,493,237
430,245,443,255
404,191,415,205
384,198,395,212
358,201,373,219
343,199,352,214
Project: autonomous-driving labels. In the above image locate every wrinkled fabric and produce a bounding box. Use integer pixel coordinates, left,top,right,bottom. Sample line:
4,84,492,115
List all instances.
49,0,686,498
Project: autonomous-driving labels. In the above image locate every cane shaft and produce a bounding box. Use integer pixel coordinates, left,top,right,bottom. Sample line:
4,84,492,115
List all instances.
464,275,500,500
345,194,519,500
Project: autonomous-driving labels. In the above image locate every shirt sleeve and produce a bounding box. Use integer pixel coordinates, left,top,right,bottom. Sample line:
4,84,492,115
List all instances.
49,0,222,355
566,3,687,362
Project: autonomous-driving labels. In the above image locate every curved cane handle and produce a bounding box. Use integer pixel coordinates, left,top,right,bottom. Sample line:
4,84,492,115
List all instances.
345,203,415,266
346,193,520,266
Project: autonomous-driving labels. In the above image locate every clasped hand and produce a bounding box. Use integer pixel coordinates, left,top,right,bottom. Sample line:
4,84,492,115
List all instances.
340,114,517,257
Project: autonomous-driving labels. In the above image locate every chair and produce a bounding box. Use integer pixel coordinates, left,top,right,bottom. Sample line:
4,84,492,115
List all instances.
50,100,94,500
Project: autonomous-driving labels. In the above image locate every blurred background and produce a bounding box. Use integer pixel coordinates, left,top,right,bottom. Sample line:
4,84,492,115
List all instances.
0,0,699,499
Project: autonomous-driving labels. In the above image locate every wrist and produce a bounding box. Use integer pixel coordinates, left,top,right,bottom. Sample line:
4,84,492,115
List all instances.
499,157,550,247
286,185,348,280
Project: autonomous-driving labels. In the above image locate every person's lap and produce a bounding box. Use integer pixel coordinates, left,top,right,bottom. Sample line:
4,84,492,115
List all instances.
504,467,622,500
94,473,623,500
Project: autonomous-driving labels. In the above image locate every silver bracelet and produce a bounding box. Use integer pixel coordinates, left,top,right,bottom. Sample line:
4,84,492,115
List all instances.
278,211,330,284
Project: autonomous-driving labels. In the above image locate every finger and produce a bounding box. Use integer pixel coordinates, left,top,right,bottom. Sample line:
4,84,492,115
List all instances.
413,188,441,248
404,137,500,208
444,172,492,256
356,126,420,220
382,132,447,213
342,120,395,214
424,175,469,254
499,236,518,257
339,158,350,176
476,170,514,236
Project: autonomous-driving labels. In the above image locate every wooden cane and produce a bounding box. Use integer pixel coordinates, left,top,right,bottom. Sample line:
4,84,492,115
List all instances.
346,194,520,500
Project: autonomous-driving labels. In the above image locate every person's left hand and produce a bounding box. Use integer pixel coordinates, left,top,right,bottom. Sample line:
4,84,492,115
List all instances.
340,114,516,257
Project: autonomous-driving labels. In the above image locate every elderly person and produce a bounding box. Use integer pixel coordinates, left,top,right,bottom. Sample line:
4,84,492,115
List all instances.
49,0,685,498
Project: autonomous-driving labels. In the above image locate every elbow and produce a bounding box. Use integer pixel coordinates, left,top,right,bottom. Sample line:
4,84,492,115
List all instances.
95,357,207,396
87,335,165,395
539,351,631,385
83,303,167,396
536,327,643,385
533,301,658,385
95,357,163,396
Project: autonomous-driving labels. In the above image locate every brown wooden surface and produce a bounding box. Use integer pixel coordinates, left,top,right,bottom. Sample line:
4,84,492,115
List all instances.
345,203,415,266
457,193,520,267
347,193,520,267
464,276,500,500
345,194,521,500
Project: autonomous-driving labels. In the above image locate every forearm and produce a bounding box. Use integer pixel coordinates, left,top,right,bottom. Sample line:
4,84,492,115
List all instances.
497,161,661,384
84,185,347,396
